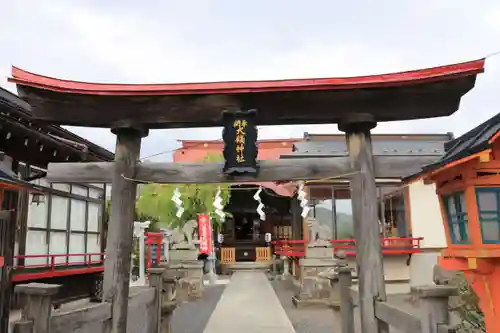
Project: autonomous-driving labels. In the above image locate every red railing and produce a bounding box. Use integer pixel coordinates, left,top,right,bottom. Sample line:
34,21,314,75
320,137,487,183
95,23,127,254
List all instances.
14,253,105,270
272,237,423,257
272,239,306,257
12,253,105,282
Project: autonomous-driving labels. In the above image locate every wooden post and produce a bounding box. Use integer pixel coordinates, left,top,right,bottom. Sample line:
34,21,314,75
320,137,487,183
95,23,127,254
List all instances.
272,254,277,276
0,210,14,333
159,269,179,333
412,285,457,333
337,266,355,333
149,268,164,333
339,114,388,333
14,283,61,333
102,126,148,333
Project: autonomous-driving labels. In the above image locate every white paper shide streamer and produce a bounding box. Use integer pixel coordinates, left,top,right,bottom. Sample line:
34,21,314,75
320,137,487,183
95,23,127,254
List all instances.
297,182,310,218
213,186,225,222
253,186,265,221
171,187,184,218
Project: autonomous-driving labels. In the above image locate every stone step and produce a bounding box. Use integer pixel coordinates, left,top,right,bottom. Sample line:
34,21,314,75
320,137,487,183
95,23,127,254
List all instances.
222,261,271,272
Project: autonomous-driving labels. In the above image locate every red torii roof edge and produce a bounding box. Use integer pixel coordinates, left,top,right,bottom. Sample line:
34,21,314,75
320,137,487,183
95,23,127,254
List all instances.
9,59,485,96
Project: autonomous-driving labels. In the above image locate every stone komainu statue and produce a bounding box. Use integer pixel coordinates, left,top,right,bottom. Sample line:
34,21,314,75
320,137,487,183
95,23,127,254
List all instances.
169,219,199,249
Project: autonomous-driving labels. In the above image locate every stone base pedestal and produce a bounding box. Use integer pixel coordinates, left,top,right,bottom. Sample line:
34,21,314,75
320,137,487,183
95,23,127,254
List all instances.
167,249,204,300
169,249,199,262
293,257,338,308
163,258,204,301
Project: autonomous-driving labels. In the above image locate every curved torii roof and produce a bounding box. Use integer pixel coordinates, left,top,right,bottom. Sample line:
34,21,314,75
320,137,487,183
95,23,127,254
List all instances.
9,59,485,128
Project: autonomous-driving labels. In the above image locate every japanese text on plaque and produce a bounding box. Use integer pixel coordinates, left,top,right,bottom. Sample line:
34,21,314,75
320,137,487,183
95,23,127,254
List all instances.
233,119,247,163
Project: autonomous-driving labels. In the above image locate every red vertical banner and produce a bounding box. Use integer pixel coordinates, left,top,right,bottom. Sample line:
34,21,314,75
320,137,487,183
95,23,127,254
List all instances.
198,214,213,255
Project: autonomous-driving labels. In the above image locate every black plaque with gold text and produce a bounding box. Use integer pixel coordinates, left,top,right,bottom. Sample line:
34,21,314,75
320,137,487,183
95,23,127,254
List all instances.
222,109,258,175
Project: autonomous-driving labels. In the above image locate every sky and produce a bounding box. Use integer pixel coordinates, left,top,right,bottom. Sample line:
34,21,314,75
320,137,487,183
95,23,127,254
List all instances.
1,0,500,161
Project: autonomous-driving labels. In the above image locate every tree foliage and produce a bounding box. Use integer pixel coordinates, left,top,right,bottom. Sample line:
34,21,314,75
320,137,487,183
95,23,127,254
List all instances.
135,153,231,229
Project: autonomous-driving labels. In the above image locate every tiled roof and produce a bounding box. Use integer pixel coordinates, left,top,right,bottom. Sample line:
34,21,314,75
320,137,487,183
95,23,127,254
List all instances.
286,139,447,157
421,112,500,173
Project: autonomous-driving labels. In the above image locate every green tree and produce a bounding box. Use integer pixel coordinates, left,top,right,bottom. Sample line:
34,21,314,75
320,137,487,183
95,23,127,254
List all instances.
135,153,231,229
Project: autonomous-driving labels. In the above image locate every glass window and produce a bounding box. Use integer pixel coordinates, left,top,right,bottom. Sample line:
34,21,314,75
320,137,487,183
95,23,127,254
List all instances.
476,188,500,244
443,192,470,244
379,186,407,238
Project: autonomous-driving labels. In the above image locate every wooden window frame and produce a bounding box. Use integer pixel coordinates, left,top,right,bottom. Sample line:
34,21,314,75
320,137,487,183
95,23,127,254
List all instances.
476,188,500,245
443,192,470,244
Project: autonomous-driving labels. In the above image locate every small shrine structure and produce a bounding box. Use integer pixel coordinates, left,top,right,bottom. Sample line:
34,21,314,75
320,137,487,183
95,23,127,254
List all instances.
9,59,485,333
420,112,500,332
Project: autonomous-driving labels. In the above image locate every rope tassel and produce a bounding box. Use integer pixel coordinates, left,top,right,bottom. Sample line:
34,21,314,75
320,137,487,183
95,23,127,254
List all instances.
253,187,266,221
213,186,225,221
171,187,184,218
297,182,310,218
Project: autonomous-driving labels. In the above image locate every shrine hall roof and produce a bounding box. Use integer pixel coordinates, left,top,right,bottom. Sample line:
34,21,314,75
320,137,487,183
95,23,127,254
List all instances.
0,87,114,167
8,59,485,129
418,112,500,175
286,133,453,157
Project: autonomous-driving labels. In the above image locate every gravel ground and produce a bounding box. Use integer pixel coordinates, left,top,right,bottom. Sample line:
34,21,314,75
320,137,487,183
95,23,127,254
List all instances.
271,278,461,333
171,284,226,333
271,278,342,333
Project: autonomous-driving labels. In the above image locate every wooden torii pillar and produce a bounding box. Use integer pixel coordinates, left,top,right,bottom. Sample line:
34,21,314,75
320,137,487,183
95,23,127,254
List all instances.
339,114,388,333
103,125,148,332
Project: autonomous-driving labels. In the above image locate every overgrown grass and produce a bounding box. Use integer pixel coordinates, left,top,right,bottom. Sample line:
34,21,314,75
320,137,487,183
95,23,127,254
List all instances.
449,273,485,333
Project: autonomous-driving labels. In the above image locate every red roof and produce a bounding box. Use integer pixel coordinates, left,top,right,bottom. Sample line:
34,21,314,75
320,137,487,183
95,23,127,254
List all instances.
9,59,484,96
9,59,485,129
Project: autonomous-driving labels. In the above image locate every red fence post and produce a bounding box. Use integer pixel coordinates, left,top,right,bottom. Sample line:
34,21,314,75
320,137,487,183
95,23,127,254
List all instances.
50,256,55,271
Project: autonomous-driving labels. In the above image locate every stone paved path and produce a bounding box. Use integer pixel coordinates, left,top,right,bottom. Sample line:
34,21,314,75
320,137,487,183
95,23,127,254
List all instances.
271,279,341,333
171,283,226,333
203,271,296,333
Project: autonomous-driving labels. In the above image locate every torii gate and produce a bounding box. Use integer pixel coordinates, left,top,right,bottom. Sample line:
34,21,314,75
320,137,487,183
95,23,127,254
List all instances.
9,59,484,333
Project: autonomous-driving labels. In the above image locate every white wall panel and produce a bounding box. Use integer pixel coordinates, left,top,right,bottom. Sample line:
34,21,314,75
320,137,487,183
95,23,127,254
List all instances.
88,203,101,232
69,233,85,263
27,197,47,228
89,188,102,199
70,200,86,231
50,196,69,229
72,185,87,196
87,234,101,262
52,183,70,192
25,231,48,266
49,232,67,264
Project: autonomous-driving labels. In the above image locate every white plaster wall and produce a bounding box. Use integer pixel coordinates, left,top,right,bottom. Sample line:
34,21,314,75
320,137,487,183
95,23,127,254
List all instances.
346,256,410,281
409,251,440,287
408,179,447,249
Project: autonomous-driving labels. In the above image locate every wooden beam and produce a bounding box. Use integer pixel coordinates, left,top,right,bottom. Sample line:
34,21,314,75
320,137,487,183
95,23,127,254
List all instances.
45,156,436,184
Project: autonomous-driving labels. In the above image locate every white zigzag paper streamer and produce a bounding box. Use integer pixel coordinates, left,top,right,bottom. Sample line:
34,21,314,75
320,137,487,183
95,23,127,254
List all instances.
213,186,225,221
297,182,310,218
171,187,184,218
253,187,266,221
